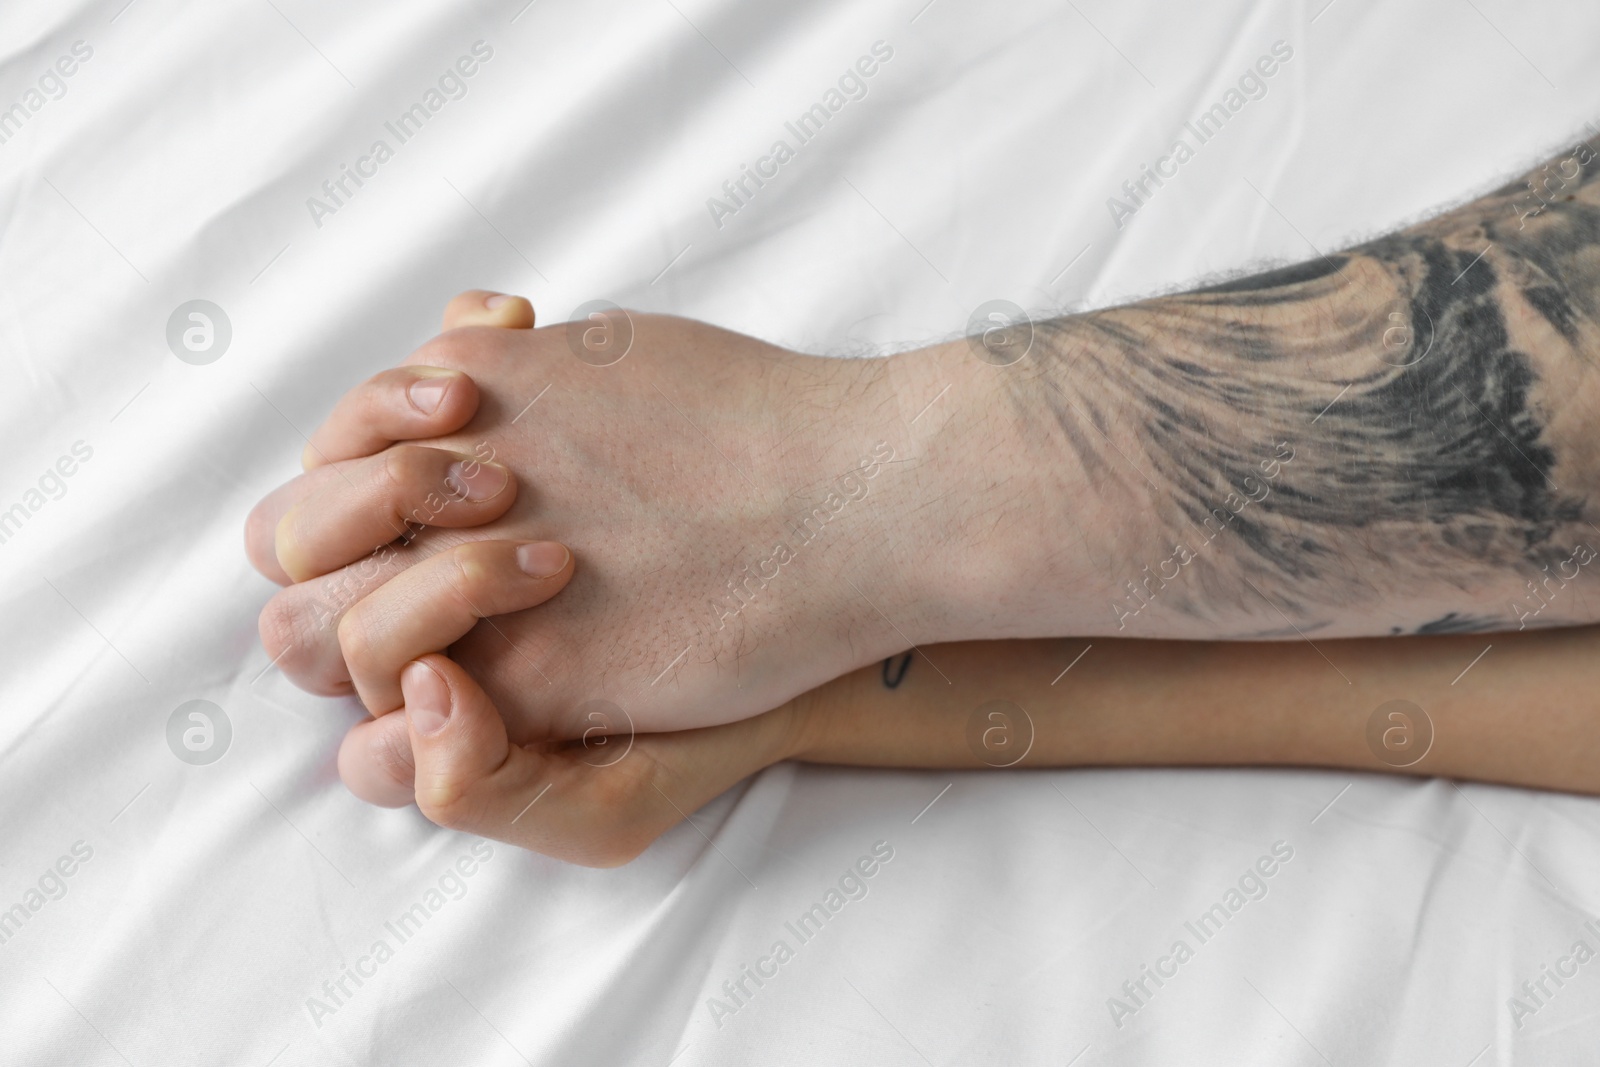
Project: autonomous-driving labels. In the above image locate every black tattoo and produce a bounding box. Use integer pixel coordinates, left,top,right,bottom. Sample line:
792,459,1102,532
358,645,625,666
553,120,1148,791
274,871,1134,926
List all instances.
1026,133,1600,635
881,652,913,688
1408,612,1505,635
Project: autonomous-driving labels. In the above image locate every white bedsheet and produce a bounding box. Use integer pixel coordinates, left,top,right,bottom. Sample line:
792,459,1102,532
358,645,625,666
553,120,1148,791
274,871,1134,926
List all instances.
4,0,1600,1062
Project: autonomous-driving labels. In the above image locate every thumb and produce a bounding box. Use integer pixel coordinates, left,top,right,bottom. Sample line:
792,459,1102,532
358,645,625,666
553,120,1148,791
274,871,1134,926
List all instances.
400,654,666,866
399,654,811,868
403,653,547,834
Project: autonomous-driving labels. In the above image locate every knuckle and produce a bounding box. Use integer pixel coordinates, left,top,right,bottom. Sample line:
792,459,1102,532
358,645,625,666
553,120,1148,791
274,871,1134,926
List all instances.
257,594,301,663
259,588,350,695
442,541,500,600
364,366,406,397
414,777,479,830
335,604,376,671
376,444,435,494
260,588,334,660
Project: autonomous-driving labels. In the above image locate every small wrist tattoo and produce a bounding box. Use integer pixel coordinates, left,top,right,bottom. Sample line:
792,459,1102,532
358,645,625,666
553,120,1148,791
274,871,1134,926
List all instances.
881,652,913,689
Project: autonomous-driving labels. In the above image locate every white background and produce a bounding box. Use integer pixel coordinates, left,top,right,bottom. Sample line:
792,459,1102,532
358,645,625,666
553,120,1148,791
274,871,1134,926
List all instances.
2,0,1599,1063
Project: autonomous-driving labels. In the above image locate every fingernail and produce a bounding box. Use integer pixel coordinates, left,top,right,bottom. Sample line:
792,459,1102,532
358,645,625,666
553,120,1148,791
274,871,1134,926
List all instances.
485,293,512,309
403,661,451,736
517,541,569,578
408,377,450,415
445,459,509,501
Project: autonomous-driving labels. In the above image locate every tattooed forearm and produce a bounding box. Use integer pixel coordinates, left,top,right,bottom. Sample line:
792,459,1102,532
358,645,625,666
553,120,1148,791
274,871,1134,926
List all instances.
1026,132,1600,637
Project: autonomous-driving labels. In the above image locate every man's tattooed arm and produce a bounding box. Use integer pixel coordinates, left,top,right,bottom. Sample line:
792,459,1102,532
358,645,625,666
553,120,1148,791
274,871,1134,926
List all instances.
995,132,1600,639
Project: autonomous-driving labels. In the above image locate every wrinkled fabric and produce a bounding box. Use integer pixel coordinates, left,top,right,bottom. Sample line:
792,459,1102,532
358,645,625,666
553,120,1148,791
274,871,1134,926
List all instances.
1,0,1598,1063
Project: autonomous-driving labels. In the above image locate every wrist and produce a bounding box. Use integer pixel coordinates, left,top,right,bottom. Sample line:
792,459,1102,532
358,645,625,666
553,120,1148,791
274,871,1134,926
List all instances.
875,327,1114,644
775,661,881,764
